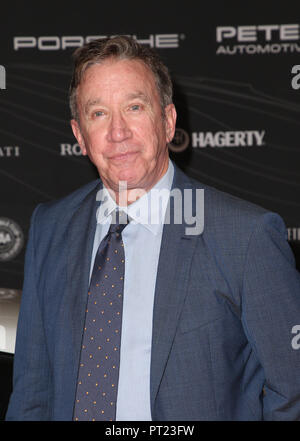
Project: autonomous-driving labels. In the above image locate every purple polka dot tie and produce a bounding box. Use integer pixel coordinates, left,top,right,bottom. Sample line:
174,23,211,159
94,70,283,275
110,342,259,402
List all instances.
73,210,128,421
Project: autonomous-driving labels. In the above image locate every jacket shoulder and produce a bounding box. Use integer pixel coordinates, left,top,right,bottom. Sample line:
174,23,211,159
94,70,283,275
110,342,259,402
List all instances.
33,179,100,221
174,165,268,215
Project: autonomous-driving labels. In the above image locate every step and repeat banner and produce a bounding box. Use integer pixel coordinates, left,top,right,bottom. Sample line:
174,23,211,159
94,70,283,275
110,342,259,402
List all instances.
0,2,300,326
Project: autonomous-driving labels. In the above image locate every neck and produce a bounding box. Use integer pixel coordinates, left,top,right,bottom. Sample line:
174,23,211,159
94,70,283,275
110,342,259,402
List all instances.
106,158,170,206
107,186,150,206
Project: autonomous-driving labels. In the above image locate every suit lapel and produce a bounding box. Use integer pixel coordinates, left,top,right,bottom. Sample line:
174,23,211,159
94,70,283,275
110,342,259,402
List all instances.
56,180,101,418
67,184,101,361
150,166,203,414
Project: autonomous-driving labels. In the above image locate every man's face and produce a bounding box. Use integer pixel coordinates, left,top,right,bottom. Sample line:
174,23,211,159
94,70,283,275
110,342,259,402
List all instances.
71,58,176,196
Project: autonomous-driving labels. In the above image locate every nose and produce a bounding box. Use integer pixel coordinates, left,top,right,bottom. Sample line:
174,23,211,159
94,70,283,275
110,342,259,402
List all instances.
106,112,132,143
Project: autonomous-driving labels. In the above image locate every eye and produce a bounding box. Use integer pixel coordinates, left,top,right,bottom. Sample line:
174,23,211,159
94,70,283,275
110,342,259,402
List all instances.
94,110,105,117
130,104,142,111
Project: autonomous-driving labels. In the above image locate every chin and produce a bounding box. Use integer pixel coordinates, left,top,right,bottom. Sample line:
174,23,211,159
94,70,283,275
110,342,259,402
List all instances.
115,168,143,186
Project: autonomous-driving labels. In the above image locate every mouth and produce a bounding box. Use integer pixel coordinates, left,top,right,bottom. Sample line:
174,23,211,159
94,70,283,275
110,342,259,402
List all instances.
109,151,139,162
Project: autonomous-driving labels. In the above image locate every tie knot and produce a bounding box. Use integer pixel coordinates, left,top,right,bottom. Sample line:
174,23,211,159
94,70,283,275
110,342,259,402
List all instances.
108,210,129,236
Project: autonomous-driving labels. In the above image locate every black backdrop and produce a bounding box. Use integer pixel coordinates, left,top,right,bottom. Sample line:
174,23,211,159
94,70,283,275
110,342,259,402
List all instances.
1,1,300,289
0,0,300,418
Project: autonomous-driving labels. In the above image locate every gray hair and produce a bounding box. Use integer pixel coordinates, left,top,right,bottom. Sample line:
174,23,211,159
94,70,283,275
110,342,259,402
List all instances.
69,35,173,121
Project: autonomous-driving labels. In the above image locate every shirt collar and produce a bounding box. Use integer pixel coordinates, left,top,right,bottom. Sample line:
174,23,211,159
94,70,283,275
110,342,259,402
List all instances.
96,160,174,235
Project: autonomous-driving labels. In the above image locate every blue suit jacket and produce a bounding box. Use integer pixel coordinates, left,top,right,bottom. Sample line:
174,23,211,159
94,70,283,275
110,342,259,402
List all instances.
6,165,300,420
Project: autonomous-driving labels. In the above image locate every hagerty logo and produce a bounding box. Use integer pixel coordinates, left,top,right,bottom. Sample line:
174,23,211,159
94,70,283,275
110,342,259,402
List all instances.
192,130,265,148
168,128,190,153
0,218,24,261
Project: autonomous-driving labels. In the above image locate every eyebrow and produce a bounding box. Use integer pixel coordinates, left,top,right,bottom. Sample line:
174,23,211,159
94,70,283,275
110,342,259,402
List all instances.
84,92,151,114
84,98,102,115
126,92,151,104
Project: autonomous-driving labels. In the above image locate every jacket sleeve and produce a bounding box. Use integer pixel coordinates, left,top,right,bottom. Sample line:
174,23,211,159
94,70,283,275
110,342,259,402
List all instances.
241,212,300,420
5,205,52,420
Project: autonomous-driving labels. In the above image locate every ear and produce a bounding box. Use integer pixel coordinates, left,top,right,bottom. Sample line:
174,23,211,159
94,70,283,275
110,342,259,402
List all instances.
70,119,87,155
164,104,177,143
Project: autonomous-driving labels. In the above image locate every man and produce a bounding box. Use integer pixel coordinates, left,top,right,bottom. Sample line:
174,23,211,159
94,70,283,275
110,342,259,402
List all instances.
6,36,300,421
